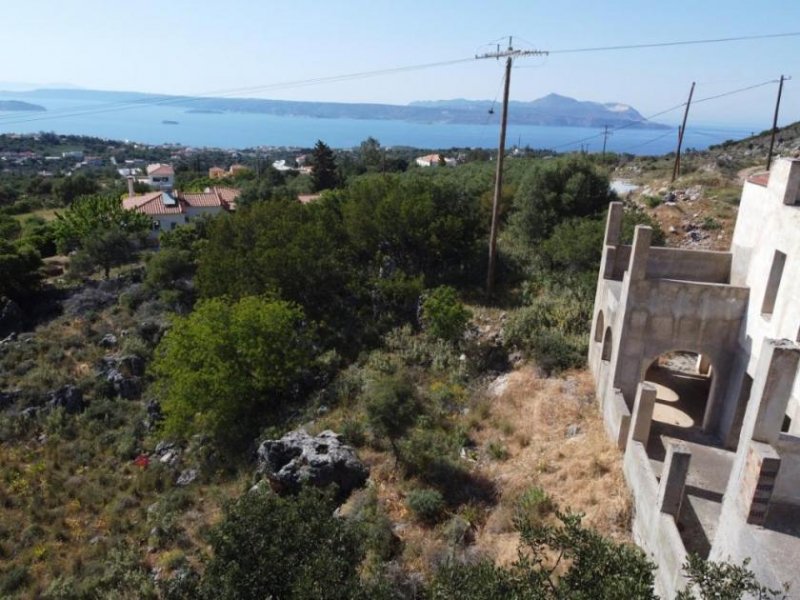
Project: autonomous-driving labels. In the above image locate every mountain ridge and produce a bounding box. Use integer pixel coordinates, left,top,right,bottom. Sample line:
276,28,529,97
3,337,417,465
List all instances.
0,88,666,129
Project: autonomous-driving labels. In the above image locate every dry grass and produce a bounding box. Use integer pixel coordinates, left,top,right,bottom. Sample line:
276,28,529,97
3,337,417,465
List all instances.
469,365,632,563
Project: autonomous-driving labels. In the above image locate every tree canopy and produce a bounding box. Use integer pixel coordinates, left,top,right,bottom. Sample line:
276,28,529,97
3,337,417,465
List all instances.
311,140,340,192
152,296,317,448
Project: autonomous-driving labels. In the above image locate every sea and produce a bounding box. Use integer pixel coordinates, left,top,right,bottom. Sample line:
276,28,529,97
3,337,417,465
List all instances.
0,96,756,154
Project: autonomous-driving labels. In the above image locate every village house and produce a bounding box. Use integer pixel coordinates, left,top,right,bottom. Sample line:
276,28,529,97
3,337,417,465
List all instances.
146,163,175,191
414,153,456,167
589,158,800,598
123,184,239,238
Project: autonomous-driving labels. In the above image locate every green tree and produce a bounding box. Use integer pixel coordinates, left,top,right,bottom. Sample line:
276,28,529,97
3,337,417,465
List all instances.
508,156,615,253
420,286,472,344
53,173,99,205
311,140,340,192
358,136,383,172
200,487,365,600
0,241,41,302
82,226,140,279
52,193,150,252
153,296,316,448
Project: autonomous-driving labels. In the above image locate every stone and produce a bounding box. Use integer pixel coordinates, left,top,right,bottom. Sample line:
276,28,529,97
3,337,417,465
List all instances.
565,424,582,438
176,469,198,486
0,297,23,338
99,333,118,348
256,429,368,499
63,286,116,316
47,385,85,414
0,388,20,410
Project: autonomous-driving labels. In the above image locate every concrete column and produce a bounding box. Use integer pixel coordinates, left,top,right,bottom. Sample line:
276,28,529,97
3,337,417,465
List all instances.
768,158,800,206
629,382,657,445
604,201,624,245
628,225,653,281
749,340,800,445
737,441,781,525
696,354,712,376
657,442,692,518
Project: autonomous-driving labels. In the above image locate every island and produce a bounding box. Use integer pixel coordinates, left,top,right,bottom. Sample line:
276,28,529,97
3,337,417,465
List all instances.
0,100,46,112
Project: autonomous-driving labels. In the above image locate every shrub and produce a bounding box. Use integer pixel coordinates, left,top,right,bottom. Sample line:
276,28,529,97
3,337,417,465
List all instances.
153,296,317,450
406,488,445,524
514,486,555,530
364,371,420,458
420,286,472,344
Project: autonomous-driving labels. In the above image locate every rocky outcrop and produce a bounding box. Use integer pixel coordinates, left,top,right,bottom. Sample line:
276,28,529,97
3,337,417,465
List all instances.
47,385,85,414
256,429,368,499
0,297,24,338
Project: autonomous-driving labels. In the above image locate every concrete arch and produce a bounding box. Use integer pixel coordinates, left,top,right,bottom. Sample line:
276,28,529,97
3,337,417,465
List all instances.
602,327,613,361
640,348,723,434
595,311,605,343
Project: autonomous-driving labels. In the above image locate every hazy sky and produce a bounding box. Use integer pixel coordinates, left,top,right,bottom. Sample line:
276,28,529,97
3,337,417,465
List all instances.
2,0,799,128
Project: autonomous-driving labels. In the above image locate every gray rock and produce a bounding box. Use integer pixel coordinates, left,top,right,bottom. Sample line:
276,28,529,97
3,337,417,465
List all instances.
0,297,23,338
565,424,582,438
63,287,116,316
0,388,20,410
99,333,118,348
47,385,85,414
256,429,368,499
176,469,198,486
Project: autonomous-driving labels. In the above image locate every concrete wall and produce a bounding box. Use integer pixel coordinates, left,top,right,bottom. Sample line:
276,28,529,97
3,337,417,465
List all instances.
730,158,800,445
774,433,800,504
624,440,688,599
604,245,731,284
185,206,223,219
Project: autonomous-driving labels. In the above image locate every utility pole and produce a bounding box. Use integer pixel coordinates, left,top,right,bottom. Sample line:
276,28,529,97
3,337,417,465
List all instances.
477,37,548,296
671,81,695,182
602,125,612,159
766,75,787,171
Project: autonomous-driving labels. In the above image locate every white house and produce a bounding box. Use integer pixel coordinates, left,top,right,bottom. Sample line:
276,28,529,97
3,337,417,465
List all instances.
146,163,175,191
415,153,457,168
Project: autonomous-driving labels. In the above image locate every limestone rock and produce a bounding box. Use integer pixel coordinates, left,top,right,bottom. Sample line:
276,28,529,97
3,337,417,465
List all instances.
47,385,85,414
256,429,368,498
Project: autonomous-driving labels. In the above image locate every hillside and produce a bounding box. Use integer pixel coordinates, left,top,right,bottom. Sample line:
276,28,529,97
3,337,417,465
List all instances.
613,119,800,251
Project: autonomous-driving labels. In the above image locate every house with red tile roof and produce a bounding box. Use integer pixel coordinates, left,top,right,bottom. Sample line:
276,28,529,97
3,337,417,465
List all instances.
146,163,175,191
123,186,240,238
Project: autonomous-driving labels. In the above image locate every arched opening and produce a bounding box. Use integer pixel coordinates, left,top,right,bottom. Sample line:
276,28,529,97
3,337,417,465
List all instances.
594,311,605,343
601,327,613,361
643,350,714,436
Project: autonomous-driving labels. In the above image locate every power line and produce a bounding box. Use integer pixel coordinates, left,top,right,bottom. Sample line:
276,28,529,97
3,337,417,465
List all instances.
548,31,800,54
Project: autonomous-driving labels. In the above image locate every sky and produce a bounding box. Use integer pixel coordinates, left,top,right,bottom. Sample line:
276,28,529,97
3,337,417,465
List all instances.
1,0,799,129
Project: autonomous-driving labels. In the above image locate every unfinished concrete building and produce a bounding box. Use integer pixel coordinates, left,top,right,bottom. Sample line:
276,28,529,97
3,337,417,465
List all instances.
589,158,800,597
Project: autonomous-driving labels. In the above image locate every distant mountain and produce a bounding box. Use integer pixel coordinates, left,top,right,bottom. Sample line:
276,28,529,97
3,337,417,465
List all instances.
2,88,664,129
410,94,657,128
0,100,46,112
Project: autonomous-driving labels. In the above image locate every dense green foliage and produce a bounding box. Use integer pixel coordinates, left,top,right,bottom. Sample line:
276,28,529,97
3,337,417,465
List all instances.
0,240,41,302
199,487,367,600
153,296,317,447
420,286,472,343
677,555,789,600
53,193,151,253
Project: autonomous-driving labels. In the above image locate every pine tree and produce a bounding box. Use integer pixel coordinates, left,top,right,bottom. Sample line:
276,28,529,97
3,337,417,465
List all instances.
311,140,339,192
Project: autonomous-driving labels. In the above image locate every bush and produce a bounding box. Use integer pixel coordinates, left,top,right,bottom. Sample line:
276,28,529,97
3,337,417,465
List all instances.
514,486,555,530
200,487,365,600
153,296,317,449
406,488,445,524
364,371,420,458
420,286,472,344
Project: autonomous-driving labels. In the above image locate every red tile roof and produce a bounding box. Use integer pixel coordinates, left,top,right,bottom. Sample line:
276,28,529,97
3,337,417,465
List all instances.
180,192,222,208
212,186,241,210
146,163,174,176
123,192,183,215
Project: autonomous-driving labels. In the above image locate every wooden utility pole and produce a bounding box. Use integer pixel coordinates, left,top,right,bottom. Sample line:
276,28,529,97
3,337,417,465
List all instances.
766,75,787,171
477,37,548,296
602,125,612,159
671,81,695,182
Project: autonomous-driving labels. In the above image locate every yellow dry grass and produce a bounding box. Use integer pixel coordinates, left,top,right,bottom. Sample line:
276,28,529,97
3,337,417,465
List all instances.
470,365,632,564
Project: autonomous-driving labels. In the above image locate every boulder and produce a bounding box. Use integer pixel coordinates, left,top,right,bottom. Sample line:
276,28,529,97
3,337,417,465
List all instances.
99,333,118,348
47,385,85,414
256,429,368,499
63,287,116,316
176,469,198,486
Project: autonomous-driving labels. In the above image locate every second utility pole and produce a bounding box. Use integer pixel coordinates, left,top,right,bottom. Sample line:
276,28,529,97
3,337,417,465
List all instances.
766,75,787,171
671,81,695,182
479,37,548,296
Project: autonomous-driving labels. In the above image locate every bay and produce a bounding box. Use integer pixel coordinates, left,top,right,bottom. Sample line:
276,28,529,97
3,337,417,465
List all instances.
0,95,754,155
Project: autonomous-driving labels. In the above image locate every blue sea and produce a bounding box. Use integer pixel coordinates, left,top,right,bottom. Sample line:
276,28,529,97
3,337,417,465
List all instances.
0,95,755,154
